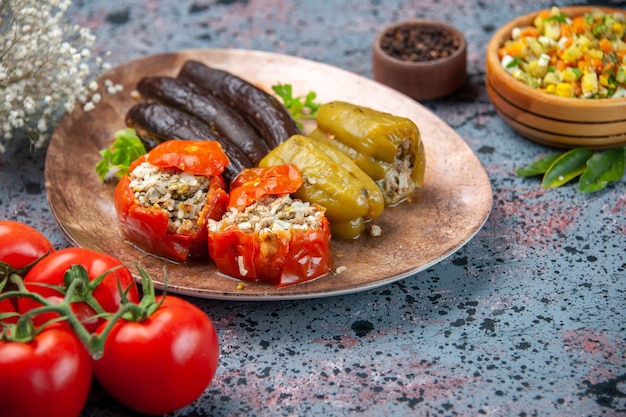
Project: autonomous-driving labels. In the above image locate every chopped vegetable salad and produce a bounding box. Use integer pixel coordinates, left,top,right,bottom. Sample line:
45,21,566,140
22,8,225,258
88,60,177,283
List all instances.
499,7,626,99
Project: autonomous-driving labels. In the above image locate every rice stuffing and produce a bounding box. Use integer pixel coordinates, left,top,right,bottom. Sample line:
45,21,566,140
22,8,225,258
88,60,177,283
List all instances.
384,138,415,204
209,194,325,235
129,161,209,234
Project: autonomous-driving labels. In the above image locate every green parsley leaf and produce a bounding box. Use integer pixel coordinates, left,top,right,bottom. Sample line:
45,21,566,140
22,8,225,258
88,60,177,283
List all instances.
506,57,521,68
95,128,146,182
546,13,568,23
272,83,320,128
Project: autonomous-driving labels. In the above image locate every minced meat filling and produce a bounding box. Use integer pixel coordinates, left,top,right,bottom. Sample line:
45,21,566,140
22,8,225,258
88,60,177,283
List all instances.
210,195,324,234
129,161,209,234
383,138,414,202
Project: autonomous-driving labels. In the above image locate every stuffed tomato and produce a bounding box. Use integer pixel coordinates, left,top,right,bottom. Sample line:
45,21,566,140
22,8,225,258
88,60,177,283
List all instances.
208,164,332,287
114,140,229,262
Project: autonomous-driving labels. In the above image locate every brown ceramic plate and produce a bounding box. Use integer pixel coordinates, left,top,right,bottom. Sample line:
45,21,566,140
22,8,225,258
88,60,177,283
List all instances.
45,49,492,301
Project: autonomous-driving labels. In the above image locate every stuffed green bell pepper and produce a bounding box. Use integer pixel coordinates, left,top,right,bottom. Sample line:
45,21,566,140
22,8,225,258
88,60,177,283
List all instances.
310,101,426,206
259,134,384,239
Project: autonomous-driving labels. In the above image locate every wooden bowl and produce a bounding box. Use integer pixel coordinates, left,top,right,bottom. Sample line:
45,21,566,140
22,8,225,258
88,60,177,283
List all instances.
372,20,467,101
485,6,626,149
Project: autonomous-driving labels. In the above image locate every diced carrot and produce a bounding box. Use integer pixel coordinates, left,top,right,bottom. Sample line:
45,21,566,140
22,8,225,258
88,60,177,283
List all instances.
560,23,573,38
588,57,604,73
599,38,613,53
503,42,524,58
570,16,588,34
555,59,569,72
520,27,540,38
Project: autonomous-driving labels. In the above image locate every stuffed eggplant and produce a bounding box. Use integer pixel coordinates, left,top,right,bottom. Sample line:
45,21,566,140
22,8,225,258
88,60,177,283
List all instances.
311,101,426,206
208,165,331,287
178,60,302,149
125,101,252,183
135,76,270,165
114,140,230,262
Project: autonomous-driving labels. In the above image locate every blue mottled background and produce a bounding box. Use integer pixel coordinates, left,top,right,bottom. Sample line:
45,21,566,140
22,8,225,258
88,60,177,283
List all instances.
1,0,625,416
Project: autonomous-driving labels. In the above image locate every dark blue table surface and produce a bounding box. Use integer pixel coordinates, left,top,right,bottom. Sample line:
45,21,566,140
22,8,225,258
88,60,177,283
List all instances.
1,1,624,416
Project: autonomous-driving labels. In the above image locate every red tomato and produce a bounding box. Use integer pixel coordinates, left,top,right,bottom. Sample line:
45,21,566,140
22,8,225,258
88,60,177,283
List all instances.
0,220,54,271
17,247,140,332
92,295,220,415
209,165,330,286
228,164,302,209
115,140,230,262
0,296,18,324
0,325,92,417
209,216,332,286
129,139,230,175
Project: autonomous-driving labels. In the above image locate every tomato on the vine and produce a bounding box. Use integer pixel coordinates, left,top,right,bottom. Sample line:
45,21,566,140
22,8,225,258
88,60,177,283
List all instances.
0,297,18,324
92,295,220,415
0,220,54,274
17,247,140,332
0,324,92,417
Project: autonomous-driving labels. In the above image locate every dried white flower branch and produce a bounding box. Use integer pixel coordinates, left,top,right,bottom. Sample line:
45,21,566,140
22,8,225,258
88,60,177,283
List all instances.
0,0,122,153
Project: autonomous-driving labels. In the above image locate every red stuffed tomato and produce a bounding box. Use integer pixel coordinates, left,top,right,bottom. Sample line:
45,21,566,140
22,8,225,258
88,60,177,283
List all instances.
228,163,302,209
0,220,54,274
114,140,230,262
17,247,139,332
0,324,92,417
208,165,332,286
92,295,219,415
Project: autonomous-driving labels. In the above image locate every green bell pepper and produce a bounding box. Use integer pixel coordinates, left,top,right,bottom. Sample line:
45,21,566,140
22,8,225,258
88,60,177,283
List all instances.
259,134,385,239
312,101,426,206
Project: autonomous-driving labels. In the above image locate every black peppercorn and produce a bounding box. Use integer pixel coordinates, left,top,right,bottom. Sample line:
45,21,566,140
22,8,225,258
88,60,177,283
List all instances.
379,25,461,63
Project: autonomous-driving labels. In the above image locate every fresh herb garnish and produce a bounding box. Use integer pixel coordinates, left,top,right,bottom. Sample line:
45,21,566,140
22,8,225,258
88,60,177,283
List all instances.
272,83,320,128
516,147,626,193
95,128,146,182
505,57,521,68
546,12,568,23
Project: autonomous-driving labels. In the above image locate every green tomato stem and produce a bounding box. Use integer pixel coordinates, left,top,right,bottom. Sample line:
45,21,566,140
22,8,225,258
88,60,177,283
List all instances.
1,263,168,361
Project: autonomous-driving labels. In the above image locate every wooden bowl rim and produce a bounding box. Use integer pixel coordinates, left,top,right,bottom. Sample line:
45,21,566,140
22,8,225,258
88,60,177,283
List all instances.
495,111,626,149
486,79,626,138
486,5,626,120
486,78,626,132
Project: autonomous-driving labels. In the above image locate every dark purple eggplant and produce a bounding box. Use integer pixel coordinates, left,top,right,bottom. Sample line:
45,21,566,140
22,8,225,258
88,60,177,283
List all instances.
177,60,302,149
135,76,270,165
125,102,252,183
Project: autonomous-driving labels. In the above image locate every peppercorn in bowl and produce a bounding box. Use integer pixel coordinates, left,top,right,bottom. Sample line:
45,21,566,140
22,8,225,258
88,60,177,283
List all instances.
372,19,467,101
486,6,626,149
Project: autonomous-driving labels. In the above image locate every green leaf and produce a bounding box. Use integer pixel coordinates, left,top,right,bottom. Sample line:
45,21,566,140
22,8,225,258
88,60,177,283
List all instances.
516,152,561,177
578,147,626,193
541,148,594,188
95,128,146,182
506,57,521,68
546,12,568,23
272,83,321,127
